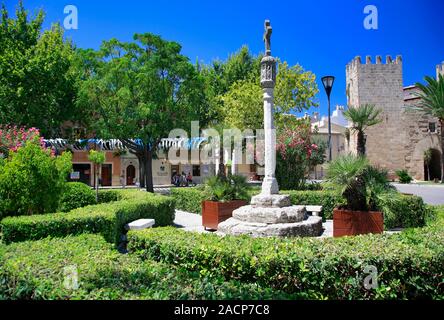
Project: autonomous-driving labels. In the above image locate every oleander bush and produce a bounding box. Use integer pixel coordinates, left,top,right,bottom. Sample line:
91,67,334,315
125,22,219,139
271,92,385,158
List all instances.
0,139,72,218
59,182,96,212
1,190,175,244
128,213,444,300
0,234,300,300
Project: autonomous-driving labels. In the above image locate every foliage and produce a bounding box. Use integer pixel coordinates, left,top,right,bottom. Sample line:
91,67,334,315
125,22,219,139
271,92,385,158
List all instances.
0,138,72,218
77,33,207,192
58,182,96,212
0,234,295,300
203,174,250,202
325,154,393,211
276,119,319,190
0,2,80,137
396,169,413,184
0,125,43,157
97,189,122,204
377,194,435,229
309,137,327,169
128,217,444,300
344,104,382,156
219,59,318,131
88,150,105,165
1,190,175,244
283,190,344,220
88,150,106,201
170,188,207,214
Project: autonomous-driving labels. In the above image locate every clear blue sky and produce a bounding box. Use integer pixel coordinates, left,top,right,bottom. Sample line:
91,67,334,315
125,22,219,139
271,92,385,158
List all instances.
5,0,444,118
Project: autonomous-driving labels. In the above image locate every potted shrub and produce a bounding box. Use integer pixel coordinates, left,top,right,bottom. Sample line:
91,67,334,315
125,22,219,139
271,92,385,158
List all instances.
326,154,394,237
202,174,250,230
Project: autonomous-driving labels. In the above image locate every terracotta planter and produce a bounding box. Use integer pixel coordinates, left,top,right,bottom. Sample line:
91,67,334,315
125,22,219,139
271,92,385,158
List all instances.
333,209,383,237
202,200,247,230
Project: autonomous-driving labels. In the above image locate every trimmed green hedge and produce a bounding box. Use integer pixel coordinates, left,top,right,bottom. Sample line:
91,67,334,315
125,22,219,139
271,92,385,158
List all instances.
128,219,444,300
0,234,299,300
1,190,175,245
282,190,344,220
170,188,344,218
170,188,207,214
59,182,96,212
379,194,435,229
170,188,432,229
97,189,122,204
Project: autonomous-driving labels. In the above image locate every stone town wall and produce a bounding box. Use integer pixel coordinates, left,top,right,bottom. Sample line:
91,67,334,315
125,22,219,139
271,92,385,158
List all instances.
346,55,407,177
402,98,441,180
346,55,442,180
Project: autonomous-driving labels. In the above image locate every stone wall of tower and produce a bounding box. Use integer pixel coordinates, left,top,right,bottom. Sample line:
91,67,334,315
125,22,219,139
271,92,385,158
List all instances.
345,55,407,177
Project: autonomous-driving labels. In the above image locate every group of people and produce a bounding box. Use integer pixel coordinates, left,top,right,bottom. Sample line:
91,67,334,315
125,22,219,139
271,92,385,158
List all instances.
172,171,194,187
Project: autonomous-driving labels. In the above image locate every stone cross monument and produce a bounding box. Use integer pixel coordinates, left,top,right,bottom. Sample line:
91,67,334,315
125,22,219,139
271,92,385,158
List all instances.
259,20,279,196
217,20,323,238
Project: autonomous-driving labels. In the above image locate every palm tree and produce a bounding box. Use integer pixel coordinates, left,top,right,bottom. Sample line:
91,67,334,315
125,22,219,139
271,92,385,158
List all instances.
343,104,382,156
415,74,444,183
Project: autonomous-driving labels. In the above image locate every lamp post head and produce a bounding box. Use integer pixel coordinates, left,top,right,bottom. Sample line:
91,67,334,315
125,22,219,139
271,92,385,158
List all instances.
322,76,335,98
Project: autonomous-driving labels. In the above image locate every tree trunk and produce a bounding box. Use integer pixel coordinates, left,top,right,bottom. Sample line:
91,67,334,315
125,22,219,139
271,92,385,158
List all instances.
136,153,146,189
440,120,444,183
144,147,154,193
95,164,99,202
217,144,226,179
357,130,366,156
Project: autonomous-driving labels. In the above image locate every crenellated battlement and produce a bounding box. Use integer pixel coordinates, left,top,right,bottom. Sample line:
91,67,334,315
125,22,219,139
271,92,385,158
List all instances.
346,55,402,72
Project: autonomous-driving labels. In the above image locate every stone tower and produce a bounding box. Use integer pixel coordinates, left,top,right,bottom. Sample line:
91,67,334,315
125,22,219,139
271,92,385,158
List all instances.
346,55,406,176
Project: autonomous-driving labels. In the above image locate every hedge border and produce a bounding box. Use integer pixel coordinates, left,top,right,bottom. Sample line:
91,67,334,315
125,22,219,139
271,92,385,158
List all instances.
127,214,444,300
1,190,175,245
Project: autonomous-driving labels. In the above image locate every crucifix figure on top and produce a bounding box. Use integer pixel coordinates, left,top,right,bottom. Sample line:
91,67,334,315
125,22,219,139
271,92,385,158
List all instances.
263,20,272,56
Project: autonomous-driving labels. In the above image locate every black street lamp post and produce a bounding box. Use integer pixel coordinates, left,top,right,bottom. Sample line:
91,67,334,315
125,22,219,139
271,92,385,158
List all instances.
321,76,335,162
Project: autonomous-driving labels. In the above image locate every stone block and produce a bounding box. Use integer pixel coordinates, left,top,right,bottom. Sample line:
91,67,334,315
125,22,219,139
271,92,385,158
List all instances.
233,205,305,224
125,219,155,231
250,194,291,208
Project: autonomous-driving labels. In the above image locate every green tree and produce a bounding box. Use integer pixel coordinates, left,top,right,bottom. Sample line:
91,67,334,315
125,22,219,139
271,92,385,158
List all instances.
88,150,105,201
0,137,72,217
343,104,382,156
220,60,318,131
0,1,79,137
415,75,444,182
78,34,206,192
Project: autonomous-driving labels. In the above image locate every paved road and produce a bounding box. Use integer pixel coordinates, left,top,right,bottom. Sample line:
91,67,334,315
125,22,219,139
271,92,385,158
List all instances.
392,183,444,205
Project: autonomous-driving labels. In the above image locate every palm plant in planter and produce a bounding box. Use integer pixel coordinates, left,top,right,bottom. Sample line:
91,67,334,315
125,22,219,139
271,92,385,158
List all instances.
325,154,394,237
202,175,250,230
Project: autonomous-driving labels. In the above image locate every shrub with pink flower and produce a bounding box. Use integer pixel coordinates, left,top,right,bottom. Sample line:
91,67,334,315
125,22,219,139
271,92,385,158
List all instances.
0,125,46,157
276,119,318,190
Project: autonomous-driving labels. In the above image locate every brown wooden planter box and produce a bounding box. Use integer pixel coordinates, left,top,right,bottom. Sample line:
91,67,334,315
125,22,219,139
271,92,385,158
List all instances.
333,209,383,237
202,200,247,230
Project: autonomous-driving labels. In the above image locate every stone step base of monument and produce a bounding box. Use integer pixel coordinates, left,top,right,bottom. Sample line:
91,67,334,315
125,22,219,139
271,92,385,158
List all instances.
233,205,306,224
217,215,323,238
